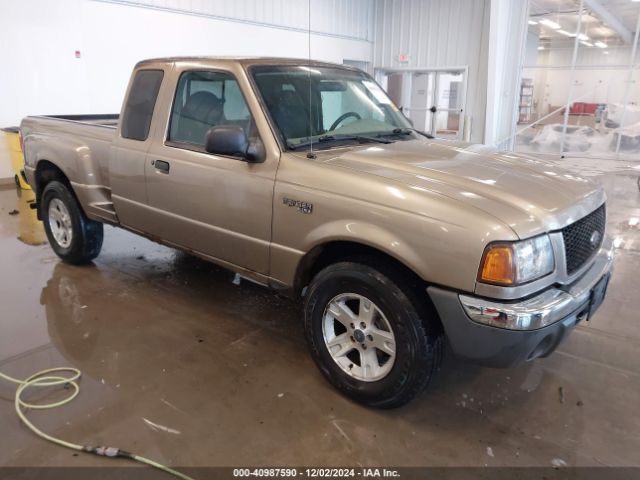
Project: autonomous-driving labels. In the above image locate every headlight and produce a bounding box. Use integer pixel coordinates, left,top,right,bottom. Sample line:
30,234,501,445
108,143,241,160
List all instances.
478,235,555,286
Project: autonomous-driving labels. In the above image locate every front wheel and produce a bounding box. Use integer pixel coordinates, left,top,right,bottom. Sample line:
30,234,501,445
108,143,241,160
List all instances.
41,180,103,264
304,261,443,408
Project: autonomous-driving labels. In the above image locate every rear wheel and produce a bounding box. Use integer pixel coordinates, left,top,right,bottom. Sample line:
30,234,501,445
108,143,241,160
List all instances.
41,181,103,264
304,261,443,408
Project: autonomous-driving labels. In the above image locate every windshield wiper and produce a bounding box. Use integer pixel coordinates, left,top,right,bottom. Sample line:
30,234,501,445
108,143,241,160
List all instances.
379,128,434,139
288,134,393,150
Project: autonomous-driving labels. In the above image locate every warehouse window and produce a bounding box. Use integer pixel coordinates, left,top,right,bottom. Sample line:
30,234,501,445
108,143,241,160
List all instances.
121,69,164,141
168,70,252,147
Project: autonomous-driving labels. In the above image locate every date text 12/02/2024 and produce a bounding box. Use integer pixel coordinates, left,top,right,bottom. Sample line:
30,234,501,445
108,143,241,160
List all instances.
232,468,400,478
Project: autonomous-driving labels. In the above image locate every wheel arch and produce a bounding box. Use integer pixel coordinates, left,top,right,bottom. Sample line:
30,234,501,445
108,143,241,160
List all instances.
292,215,437,289
34,160,78,219
294,240,425,295
295,239,440,326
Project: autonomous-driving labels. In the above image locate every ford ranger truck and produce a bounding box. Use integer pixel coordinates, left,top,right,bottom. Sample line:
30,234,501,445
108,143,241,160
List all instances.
20,58,613,408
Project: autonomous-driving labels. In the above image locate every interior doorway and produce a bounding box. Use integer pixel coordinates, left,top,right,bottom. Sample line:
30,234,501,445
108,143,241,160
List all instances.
376,68,467,140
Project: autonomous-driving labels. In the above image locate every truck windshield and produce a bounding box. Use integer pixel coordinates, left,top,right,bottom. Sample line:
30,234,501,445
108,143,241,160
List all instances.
251,65,414,150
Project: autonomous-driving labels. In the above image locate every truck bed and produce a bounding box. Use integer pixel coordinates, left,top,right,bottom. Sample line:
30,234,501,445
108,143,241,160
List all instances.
37,114,119,128
20,113,121,224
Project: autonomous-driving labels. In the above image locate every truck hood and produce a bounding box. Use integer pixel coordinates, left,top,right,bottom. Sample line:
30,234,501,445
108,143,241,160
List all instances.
320,138,605,238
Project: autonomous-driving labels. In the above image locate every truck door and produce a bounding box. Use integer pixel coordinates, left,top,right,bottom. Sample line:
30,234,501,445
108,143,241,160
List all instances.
110,68,165,227
141,66,277,275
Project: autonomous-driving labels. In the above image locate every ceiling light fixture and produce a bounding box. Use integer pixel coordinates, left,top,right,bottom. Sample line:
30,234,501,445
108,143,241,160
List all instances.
595,41,607,48
558,29,575,37
538,45,545,50
577,33,589,41
528,20,538,25
580,41,594,47
540,19,562,29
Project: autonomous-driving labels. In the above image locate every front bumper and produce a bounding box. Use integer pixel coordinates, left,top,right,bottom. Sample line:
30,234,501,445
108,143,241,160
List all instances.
427,239,614,367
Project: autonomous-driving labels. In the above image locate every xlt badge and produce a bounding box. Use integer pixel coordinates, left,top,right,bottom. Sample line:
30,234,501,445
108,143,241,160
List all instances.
283,197,313,215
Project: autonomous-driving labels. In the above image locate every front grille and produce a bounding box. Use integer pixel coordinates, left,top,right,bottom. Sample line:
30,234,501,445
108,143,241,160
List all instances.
562,204,606,274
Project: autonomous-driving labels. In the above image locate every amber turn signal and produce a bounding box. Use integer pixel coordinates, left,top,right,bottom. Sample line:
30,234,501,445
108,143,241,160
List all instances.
480,244,516,285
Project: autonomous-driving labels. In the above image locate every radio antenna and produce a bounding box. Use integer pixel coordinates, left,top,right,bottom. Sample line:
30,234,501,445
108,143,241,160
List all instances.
307,0,315,159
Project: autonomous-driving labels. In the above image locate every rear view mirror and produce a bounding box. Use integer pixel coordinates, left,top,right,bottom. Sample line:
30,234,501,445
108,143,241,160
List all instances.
205,126,265,163
318,80,347,92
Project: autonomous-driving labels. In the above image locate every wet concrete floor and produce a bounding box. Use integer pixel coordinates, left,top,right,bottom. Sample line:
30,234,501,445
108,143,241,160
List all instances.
1,157,639,469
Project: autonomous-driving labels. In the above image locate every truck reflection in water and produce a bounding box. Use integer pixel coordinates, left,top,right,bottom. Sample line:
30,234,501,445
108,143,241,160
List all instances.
41,262,104,365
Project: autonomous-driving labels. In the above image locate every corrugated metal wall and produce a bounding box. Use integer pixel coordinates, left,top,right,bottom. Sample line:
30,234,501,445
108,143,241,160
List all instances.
373,0,489,69
373,0,491,142
94,0,375,41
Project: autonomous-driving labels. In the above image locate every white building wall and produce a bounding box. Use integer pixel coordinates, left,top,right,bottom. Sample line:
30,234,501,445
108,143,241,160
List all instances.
537,45,639,67
372,0,491,143
524,45,640,112
526,68,640,110
0,0,373,179
0,0,374,129
102,0,375,41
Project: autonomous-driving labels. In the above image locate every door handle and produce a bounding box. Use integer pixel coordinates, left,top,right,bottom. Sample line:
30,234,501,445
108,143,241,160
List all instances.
429,106,437,113
153,160,170,173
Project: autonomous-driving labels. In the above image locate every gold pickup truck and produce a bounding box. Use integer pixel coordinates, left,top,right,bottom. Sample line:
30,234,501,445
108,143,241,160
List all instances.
20,57,613,407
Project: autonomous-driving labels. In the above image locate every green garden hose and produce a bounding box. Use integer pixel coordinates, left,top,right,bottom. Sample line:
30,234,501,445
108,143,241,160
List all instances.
0,368,194,480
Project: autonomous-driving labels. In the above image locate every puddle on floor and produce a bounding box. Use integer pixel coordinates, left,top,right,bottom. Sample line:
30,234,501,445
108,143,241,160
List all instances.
12,187,47,246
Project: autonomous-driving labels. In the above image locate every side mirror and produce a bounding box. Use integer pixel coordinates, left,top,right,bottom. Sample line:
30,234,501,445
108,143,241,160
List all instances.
204,126,266,163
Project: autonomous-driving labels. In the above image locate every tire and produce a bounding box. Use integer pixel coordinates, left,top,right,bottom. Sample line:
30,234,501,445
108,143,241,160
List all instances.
304,261,443,408
41,180,103,264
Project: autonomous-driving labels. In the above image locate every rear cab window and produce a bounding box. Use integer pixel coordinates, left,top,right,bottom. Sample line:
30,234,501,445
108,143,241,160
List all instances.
121,69,164,141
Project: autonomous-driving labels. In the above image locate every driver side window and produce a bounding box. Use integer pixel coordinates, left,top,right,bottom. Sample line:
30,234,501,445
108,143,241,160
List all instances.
168,70,251,147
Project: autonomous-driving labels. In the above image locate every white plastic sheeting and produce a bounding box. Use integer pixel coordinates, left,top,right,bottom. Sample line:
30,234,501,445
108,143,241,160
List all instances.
531,124,596,153
530,122,640,155
605,103,640,129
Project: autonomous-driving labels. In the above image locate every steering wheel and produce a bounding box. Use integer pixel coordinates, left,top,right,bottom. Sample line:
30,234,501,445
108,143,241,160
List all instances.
330,112,362,131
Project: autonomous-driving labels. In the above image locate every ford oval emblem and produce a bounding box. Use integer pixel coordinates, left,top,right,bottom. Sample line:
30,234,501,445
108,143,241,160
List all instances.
590,230,601,248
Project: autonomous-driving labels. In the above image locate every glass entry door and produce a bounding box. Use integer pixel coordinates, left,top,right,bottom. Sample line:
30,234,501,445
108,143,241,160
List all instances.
405,72,434,132
430,71,465,139
377,69,466,140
